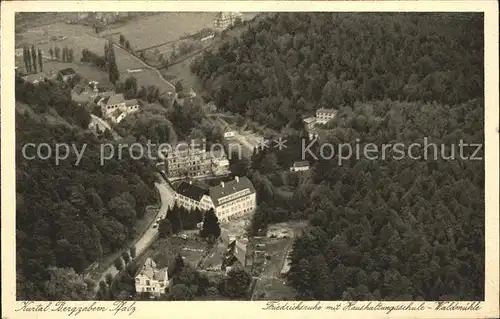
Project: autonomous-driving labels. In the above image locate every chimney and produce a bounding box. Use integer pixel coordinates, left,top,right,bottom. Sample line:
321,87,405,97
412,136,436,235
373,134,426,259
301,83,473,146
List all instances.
221,181,225,188
189,180,192,185
235,176,239,183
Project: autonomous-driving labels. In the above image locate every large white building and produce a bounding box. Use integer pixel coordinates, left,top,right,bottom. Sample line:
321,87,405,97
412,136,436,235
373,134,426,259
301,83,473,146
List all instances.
96,93,140,123
134,258,169,297
163,141,230,180
316,108,337,124
174,176,256,223
213,12,243,30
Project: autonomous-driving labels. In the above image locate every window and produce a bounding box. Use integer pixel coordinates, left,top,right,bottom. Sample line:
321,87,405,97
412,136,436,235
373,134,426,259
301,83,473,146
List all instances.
146,280,150,286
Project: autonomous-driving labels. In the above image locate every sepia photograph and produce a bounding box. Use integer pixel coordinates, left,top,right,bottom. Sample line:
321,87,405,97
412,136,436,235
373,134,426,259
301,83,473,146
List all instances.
1,1,499,319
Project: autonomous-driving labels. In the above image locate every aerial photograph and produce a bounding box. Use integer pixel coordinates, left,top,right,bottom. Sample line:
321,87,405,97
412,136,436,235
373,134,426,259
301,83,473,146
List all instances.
14,11,484,302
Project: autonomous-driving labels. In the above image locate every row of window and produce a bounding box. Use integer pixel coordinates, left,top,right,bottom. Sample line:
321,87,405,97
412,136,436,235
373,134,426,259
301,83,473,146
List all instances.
217,199,254,218
177,196,212,211
219,194,252,210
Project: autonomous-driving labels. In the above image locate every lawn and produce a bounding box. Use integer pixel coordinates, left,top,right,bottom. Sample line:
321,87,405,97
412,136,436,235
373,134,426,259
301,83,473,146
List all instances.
161,53,205,92
44,60,112,85
149,235,208,269
17,22,107,58
113,44,175,94
252,277,298,301
99,13,217,51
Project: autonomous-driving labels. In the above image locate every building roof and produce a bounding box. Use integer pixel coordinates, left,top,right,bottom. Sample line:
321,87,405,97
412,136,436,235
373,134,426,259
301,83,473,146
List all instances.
302,117,317,124
154,267,168,281
125,99,139,106
293,161,309,168
100,96,111,105
317,108,337,114
59,68,76,76
137,257,168,281
22,72,47,83
176,181,209,202
107,93,125,105
233,238,248,266
73,85,86,95
209,176,255,208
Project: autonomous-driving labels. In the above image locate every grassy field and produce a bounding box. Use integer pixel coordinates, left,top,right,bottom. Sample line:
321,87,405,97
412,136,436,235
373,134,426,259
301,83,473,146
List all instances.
100,13,217,50
47,60,112,85
252,277,298,300
149,235,208,269
113,45,175,94
17,22,107,56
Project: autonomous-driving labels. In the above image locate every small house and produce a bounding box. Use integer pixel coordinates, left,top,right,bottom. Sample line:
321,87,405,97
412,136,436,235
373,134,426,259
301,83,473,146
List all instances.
290,161,310,172
134,258,169,297
58,68,77,82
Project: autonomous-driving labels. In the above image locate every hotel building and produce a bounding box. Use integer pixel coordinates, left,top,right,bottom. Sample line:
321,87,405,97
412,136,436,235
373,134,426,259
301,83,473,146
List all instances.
174,176,256,223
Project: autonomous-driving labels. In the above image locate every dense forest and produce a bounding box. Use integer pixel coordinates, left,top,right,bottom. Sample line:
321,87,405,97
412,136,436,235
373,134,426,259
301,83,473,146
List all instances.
287,99,484,300
192,13,483,129
195,13,485,300
15,77,159,300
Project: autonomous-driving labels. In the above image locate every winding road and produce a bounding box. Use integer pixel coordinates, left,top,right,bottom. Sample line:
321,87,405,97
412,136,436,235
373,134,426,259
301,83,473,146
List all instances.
94,178,176,292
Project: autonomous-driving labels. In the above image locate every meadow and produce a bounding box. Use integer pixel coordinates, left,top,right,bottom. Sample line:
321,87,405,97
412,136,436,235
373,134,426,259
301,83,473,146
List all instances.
17,22,106,55
113,45,175,93
100,12,217,50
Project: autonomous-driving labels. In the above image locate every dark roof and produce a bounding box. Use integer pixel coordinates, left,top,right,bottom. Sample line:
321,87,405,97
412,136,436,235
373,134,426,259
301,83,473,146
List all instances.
59,68,76,76
73,86,85,95
176,181,209,202
209,177,256,208
293,161,309,167
100,96,110,104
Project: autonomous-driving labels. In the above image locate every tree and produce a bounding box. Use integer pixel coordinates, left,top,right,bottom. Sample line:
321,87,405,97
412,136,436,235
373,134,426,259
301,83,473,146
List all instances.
170,253,185,277
106,41,120,84
105,273,113,285
31,45,37,73
230,154,250,177
108,194,136,228
224,266,252,298
124,76,138,99
43,267,94,300
68,48,74,62
200,209,221,241
119,34,125,46
125,40,131,50
121,251,131,264
23,46,31,72
37,49,43,72
167,284,194,300
55,46,61,60
114,257,124,271
62,47,67,62
130,246,137,259
158,218,172,238
175,80,183,93
49,47,54,60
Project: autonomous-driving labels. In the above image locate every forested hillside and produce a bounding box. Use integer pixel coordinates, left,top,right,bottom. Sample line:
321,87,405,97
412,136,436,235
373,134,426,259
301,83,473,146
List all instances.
15,78,158,300
192,13,483,129
287,98,484,300
194,13,485,300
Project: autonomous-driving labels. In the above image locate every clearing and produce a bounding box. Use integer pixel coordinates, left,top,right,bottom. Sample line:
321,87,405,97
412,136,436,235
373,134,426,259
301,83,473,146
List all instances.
112,44,175,93
99,13,217,51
